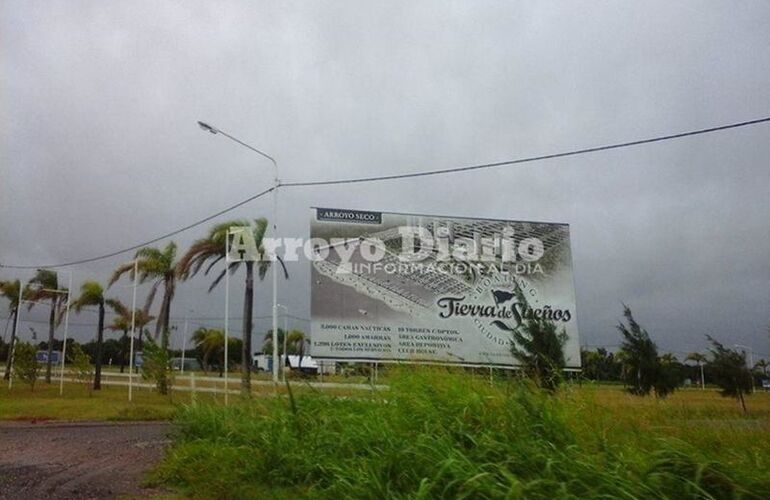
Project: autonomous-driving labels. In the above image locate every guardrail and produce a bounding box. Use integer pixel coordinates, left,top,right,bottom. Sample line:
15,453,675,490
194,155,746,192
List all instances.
1,369,388,394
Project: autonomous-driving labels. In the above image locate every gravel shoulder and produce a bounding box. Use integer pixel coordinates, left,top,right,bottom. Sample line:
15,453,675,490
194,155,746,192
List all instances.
0,421,172,499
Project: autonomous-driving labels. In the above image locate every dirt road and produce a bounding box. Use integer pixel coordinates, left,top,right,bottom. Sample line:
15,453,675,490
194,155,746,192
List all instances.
0,421,171,499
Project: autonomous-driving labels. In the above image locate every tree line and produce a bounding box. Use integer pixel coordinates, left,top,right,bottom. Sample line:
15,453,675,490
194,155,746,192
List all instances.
516,297,765,413
1,217,287,396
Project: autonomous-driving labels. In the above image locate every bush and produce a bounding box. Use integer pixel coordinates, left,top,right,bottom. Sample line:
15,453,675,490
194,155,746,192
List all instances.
707,336,753,413
152,369,768,498
618,306,679,397
68,343,94,396
12,342,40,391
142,334,173,396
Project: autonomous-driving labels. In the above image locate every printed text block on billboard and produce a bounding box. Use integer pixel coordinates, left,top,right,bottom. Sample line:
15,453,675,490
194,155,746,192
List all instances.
310,208,580,368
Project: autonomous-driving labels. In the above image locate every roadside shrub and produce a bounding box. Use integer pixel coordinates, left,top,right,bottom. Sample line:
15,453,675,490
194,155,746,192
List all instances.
12,342,40,391
68,343,94,396
154,368,769,499
143,334,174,397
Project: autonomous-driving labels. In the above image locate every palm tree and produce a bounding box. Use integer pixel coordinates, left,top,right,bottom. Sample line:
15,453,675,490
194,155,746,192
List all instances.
26,270,69,384
262,328,307,373
287,330,308,369
106,315,130,373
1,279,27,381
192,327,235,376
70,281,116,390
130,309,155,355
660,353,678,364
106,299,155,373
178,219,289,396
262,328,287,356
686,352,707,389
110,242,179,348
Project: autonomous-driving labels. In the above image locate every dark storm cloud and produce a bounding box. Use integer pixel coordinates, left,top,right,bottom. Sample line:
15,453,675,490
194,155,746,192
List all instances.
2,1,769,359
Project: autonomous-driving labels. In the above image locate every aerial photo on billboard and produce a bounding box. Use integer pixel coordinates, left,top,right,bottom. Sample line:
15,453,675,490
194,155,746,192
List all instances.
310,208,580,368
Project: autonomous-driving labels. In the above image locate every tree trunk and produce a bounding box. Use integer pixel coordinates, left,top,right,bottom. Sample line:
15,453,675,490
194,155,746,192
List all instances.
155,280,174,396
94,302,105,391
134,328,143,373
3,308,18,380
298,340,305,374
157,278,174,349
738,389,747,414
637,367,641,393
45,296,57,384
119,328,127,373
700,362,705,390
241,261,254,396
158,329,170,395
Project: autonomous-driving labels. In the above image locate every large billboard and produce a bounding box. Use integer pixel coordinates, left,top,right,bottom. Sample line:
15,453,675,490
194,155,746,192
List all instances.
310,208,580,368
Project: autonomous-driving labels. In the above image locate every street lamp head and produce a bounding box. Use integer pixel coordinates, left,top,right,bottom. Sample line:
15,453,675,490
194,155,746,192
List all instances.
197,121,219,134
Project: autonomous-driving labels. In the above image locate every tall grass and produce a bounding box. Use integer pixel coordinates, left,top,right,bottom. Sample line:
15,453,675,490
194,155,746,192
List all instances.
154,369,770,499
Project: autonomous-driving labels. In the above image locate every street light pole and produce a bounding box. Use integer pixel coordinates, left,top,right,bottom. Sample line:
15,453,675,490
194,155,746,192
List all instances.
224,230,231,405
128,259,138,402
276,304,288,381
59,272,73,396
198,121,281,385
8,281,23,389
181,311,189,375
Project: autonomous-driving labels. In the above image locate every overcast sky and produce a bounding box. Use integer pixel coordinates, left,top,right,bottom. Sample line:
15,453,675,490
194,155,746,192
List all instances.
1,1,769,360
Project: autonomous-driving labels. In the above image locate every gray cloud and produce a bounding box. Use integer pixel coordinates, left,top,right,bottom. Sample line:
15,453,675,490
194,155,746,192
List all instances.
2,1,769,360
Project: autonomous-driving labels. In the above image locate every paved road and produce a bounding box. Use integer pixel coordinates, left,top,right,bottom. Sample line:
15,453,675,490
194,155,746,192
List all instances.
0,421,171,499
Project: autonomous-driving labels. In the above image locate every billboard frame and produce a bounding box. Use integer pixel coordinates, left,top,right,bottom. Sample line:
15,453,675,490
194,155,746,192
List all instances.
309,206,581,369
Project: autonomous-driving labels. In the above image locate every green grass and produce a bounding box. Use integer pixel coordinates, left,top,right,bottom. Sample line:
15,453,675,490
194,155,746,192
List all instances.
0,375,379,422
0,381,182,421
152,369,770,499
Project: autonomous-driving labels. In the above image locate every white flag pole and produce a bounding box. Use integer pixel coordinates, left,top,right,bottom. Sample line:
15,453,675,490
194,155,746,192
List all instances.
8,281,23,389
181,313,188,375
128,259,138,402
224,231,230,405
59,273,73,396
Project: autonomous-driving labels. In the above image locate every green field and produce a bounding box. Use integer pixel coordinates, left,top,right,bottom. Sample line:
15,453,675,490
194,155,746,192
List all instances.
3,371,769,498
149,369,770,499
0,375,374,421
0,381,180,421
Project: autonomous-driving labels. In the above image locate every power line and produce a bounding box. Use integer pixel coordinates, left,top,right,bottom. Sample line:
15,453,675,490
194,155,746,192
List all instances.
1,116,769,270
0,316,108,328
180,314,311,322
0,186,274,269
282,116,770,187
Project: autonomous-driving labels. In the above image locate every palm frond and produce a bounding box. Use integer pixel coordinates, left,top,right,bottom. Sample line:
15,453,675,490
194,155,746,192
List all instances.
29,269,58,289
178,220,251,282
252,218,269,246
207,262,239,292
105,298,128,317
71,281,104,312
203,254,226,276
108,261,137,287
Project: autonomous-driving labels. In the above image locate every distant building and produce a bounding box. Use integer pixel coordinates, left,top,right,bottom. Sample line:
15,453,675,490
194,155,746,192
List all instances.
252,352,336,375
170,357,202,371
